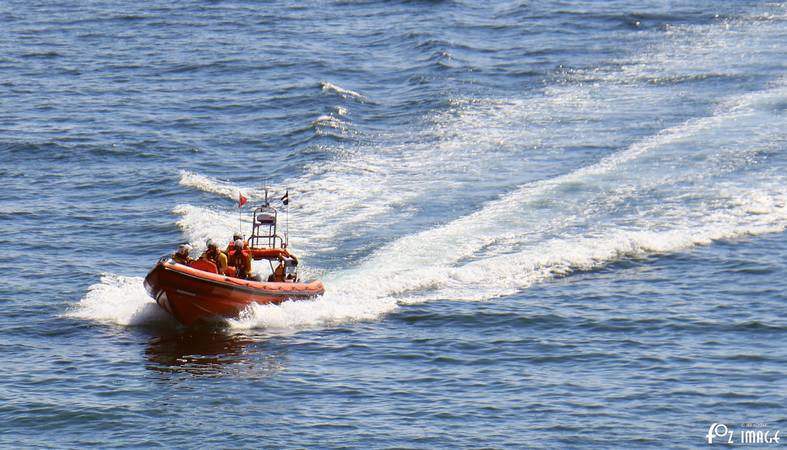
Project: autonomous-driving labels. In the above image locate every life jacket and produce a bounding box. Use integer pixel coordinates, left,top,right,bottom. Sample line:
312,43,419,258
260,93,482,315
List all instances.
227,248,251,279
225,240,249,254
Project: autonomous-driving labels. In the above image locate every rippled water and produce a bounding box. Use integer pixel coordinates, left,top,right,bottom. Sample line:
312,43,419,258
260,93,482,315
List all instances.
2,1,786,448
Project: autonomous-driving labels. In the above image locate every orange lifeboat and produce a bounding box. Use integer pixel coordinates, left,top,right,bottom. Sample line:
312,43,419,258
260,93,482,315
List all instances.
144,189,324,326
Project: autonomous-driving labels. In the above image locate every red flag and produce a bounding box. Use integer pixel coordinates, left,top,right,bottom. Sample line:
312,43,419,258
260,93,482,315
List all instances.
239,192,247,208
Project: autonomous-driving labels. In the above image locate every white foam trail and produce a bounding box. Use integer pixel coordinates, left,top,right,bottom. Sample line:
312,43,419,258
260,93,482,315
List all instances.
65,274,174,326
422,190,787,303
228,78,787,329
227,182,786,332
568,5,787,86
319,81,365,101
330,81,787,277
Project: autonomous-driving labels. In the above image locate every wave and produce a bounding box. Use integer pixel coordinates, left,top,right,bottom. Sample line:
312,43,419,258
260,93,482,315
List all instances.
179,170,250,201
312,114,346,130
178,170,283,209
311,113,351,140
319,81,366,101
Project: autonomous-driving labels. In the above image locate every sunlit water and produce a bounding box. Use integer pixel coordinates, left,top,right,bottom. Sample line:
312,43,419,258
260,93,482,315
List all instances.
1,1,786,448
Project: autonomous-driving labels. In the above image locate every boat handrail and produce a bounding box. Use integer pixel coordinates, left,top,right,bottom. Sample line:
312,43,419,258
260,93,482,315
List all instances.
249,205,285,248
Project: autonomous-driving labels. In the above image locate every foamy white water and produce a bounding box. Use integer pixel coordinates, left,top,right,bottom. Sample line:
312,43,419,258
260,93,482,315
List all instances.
178,170,269,206
73,3,787,331
65,274,173,326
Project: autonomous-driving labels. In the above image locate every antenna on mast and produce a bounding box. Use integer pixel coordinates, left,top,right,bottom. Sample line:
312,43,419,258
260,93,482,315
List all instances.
284,187,289,249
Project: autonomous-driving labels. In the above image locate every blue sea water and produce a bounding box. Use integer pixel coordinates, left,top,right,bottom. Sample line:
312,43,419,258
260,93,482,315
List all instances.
1,0,786,448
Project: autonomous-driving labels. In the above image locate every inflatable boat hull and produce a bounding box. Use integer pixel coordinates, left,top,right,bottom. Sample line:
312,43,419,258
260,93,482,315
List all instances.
144,261,324,326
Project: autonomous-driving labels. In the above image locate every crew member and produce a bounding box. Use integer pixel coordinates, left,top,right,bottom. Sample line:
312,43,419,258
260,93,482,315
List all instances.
269,253,299,282
269,256,286,282
200,239,228,275
172,244,194,265
225,232,246,254
228,238,252,279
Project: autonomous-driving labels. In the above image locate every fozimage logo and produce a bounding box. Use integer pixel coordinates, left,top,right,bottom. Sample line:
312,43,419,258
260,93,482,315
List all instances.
707,423,730,444
707,423,781,445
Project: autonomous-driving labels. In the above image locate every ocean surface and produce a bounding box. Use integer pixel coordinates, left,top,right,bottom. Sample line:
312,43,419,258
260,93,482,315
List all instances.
1,0,786,448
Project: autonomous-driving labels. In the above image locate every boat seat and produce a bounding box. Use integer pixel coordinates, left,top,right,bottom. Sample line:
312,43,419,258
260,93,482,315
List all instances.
257,214,275,225
189,259,217,274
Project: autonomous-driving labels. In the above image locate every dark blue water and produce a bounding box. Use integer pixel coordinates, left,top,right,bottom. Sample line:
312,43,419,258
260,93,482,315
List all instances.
2,1,786,448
